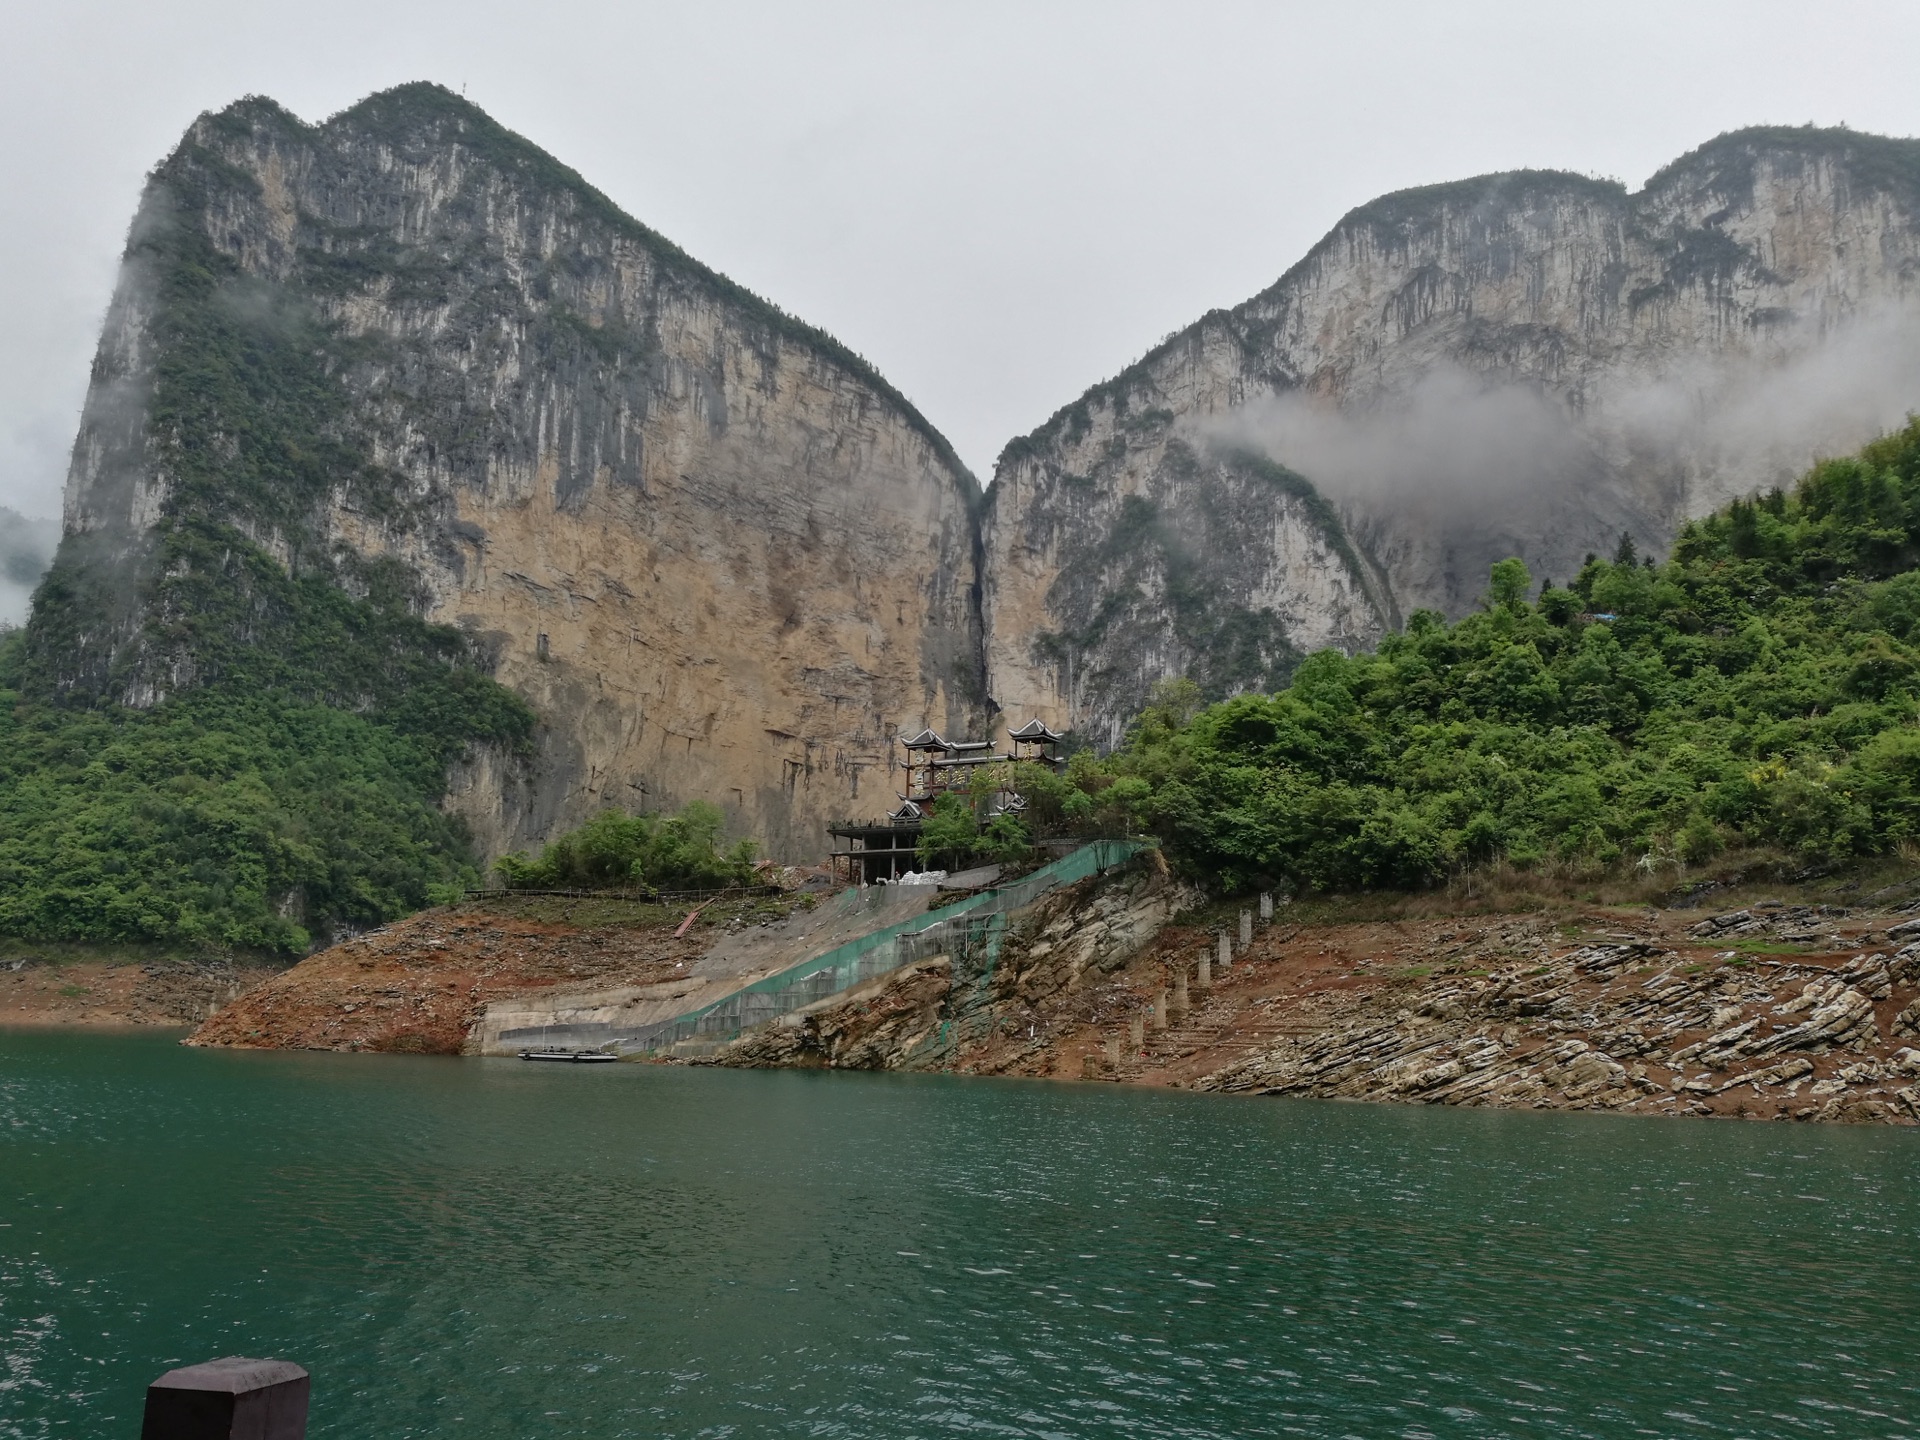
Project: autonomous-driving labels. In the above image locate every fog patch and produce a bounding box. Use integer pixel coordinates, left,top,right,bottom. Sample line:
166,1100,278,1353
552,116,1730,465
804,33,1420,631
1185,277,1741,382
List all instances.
0,507,60,627
1213,365,1603,520
1206,304,1920,611
1608,305,1920,509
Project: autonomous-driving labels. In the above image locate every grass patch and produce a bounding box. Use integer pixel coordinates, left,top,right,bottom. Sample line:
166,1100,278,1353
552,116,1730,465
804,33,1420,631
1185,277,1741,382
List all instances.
1725,939,1816,957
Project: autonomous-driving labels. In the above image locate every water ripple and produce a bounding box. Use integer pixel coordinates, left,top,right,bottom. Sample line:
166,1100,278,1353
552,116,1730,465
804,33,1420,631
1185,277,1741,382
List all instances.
2,1030,1917,1437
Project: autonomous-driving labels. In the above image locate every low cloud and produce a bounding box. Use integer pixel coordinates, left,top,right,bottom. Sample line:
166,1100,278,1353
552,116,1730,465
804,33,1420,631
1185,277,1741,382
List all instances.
1206,304,1920,608
0,506,59,626
1212,364,1602,521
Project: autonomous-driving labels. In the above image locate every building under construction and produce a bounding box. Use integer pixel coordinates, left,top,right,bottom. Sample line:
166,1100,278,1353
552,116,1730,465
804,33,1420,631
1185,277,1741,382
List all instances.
826,720,1067,883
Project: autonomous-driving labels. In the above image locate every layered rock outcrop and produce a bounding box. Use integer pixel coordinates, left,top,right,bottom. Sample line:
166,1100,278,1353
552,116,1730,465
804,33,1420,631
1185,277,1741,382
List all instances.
42,84,980,862
713,868,1920,1125
986,129,1920,743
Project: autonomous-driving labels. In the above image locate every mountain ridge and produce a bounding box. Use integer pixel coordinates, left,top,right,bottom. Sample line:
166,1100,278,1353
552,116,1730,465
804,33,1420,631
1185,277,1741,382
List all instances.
983,122,1920,743
999,123,1920,473
209,82,980,492
9,91,1920,955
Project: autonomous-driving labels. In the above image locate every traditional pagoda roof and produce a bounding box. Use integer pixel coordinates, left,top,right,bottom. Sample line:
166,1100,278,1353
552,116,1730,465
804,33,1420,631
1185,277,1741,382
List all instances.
900,728,951,752
887,800,924,822
1008,718,1066,742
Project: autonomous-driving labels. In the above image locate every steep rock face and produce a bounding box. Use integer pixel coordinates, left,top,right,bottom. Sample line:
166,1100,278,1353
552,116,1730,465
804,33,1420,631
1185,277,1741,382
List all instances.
45,85,980,861
985,130,1920,744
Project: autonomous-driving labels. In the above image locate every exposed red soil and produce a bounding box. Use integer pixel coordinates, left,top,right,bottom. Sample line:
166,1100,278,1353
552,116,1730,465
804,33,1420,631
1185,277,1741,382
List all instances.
189,900,710,1053
0,958,274,1028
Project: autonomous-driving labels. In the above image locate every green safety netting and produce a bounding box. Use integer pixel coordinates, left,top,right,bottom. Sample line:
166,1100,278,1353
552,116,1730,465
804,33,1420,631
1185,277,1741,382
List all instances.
622,839,1148,1056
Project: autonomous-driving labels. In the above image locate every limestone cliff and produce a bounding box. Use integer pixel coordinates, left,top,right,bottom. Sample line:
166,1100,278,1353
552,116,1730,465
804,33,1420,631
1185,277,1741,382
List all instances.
985,129,1920,744
40,84,980,862
33,100,1920,885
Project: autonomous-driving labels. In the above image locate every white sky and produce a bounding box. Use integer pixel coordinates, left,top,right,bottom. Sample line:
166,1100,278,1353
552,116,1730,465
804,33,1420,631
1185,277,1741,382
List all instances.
4,0,1919,520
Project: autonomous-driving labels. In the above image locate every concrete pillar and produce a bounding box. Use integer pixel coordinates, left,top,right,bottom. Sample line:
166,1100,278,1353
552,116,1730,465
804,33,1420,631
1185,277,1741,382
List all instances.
1259,891,1274,923
1130,1012,1145,1051
1152,988,1168,1030
1173,967,1189,1016
1197,950,1212,990
143,1358,309,1440
1105,1034,1122,1068
1240,910,1253,948
1217,932,1232,973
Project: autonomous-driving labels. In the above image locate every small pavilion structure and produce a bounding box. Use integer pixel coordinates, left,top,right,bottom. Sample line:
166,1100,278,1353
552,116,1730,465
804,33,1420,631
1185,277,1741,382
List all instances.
1008,718,1068,771
826,720,1069,883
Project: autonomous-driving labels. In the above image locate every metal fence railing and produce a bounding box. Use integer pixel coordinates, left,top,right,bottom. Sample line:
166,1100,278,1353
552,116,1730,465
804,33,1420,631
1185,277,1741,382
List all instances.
610,839,1147,1058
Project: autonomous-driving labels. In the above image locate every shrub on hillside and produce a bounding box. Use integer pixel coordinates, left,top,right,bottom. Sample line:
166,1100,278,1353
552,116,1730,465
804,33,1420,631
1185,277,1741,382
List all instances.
494,802,758,892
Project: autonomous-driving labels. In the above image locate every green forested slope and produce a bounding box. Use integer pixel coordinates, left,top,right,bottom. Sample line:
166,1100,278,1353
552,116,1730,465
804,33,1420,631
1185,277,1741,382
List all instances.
1075,421,1920,892
0,662,524,954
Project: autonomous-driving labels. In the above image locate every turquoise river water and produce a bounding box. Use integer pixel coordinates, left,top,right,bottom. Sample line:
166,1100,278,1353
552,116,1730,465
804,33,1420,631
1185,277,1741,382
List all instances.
1,1027,1917,1438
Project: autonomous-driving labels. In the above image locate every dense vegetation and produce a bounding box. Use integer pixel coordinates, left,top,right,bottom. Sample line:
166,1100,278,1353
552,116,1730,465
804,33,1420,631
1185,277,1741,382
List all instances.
493,803,759,892
0,638,519,954
1060,421,1920,894
915,792,1034,871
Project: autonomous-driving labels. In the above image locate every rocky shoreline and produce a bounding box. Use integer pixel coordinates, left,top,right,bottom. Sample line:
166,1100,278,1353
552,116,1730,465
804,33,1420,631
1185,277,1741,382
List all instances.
708,871,1920,1126
158,859,1920,1126
0,954,273,1028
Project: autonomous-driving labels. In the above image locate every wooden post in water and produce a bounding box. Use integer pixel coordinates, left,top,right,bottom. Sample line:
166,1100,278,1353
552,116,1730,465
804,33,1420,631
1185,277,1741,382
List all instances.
142,1358,309,1440
1217,932,1232,973
1130,1012,1145,1051
1239,910,1253,949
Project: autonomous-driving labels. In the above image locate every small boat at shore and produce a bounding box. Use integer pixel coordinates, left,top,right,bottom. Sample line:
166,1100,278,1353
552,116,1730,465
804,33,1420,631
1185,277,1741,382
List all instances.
517,1048,619,1063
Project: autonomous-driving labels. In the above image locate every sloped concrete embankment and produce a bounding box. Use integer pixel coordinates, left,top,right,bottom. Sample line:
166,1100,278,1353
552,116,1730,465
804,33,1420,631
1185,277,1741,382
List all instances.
472,842,1150,1057
713,857,1192,1071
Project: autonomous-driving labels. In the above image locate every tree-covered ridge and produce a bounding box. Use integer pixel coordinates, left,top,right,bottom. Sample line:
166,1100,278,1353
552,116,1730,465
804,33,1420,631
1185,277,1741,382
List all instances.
1075,421,1920,894
0,641,514,954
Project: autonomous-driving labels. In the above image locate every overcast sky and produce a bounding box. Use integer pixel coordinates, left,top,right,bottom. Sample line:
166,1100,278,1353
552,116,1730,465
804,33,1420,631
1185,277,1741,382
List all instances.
4,0,1919,521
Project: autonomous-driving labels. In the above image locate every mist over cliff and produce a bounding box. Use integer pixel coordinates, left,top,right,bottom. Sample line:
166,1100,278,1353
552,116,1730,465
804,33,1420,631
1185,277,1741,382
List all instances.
0,508,58,625
1196,300,1920,610
987,130,1920,743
